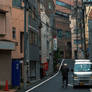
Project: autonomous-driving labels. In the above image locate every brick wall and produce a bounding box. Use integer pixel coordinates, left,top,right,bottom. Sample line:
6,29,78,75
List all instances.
55,0,72,58
11,8,24,59
0,0,12,41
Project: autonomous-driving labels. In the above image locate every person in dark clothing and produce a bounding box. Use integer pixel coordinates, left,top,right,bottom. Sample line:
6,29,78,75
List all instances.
40,65,43,79
61,63,69,88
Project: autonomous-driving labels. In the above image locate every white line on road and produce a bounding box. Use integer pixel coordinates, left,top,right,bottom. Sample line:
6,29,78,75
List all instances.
90,89,92,92
26,59,64,92
68,84,73,87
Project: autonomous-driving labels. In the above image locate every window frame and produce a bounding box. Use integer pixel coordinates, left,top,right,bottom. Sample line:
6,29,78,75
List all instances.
12,27,16,39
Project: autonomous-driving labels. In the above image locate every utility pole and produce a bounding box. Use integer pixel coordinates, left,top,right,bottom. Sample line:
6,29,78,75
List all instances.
24,0,28,89
82,0,87,58
75,0,78,59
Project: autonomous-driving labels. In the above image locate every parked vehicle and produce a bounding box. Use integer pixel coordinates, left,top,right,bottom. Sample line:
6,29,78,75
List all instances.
73,59,92,87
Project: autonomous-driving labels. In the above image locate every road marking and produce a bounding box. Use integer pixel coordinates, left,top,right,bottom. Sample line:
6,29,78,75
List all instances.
26,59,64,92
68,84,73,87
90,89,92,92
58,59,64,72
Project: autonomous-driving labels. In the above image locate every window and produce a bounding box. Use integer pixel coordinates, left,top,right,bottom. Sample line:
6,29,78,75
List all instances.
12,27,16,39
67,42,71,48
47,40,49,50
66,31,71,38
48,2,52,9
12,0,22,7
74,64,92,72
32,7,36,20
73,30,81,34
35,33,38,45
57,29,63,39
0,14,6,35
32,12,35,19
74,40,81,44
74,50,77,59
29,30,38,45
56,0,72,9
20,32,24,53
30,31,34,44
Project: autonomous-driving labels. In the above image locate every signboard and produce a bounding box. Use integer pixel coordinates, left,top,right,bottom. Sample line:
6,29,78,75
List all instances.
53,37,57,51
42,62,48,71
57,29,62,39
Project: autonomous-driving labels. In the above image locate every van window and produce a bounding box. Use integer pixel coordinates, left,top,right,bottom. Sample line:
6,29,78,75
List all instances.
74,64,92,72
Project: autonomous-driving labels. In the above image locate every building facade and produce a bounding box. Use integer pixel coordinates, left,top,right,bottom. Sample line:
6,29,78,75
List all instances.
85,5,92,59
27,0,41,81
0,0,15,86
12,0,24,83
55,0,73,59
70,0,86,59
70,0,92,59
40,0,55,75
12,0,41,84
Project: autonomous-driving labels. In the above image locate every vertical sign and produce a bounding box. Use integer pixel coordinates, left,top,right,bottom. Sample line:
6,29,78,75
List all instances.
53,37,57,51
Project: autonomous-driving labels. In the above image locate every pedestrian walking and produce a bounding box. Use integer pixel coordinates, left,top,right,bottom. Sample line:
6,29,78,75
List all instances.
40,65,43,79
61,63,69,88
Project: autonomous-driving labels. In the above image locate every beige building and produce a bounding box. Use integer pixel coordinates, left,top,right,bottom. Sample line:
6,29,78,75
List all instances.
70,3,92,59
85,6,92,58
70,16,84,59
0,0,15,86
70,0,86,59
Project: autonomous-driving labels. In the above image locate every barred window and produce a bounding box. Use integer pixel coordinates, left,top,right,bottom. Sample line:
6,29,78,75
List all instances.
12,0,22,7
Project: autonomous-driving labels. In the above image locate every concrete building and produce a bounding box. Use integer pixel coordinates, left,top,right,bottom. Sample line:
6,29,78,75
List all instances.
27,0,41,81
70,0,92,59
0,0,15,86
70,0,86,59
55,0,73,59
45,0,55,75
40,0,55,75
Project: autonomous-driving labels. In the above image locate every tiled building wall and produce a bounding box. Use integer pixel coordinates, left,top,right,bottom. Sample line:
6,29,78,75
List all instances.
11,8,24,59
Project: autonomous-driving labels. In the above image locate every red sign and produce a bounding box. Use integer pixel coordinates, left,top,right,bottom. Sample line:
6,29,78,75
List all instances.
42,62,48,71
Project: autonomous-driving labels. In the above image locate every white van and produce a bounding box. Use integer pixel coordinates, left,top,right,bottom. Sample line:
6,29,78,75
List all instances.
73,59,92,87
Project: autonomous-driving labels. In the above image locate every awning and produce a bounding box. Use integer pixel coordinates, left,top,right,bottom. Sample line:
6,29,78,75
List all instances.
0,41,15,50
0,9,8,14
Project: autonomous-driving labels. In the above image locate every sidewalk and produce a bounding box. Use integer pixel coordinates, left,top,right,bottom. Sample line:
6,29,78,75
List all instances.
16,73,56,92
0,89,16,92
0,73,56,92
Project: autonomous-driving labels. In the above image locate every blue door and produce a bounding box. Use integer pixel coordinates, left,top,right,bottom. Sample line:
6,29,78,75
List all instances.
12,60,20,87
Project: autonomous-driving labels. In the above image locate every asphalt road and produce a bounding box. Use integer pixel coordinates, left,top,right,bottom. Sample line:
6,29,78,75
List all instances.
26,59,91,92
27,72,90,92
